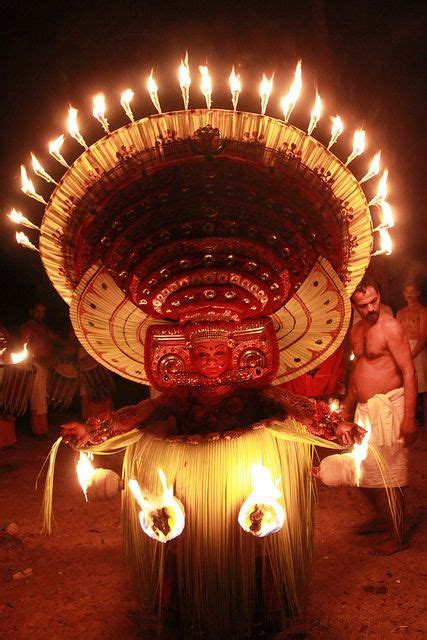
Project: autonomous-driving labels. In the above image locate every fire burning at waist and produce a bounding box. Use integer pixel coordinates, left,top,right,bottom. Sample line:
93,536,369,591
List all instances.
238,464,285,537
129,469,185,543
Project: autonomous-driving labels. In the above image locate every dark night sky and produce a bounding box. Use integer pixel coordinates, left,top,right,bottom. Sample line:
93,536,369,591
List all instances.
1,0,426,330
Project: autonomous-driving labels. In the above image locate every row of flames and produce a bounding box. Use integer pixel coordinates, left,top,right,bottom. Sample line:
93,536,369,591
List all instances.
77,418,371,542
7,57,392,257
77,455,285,541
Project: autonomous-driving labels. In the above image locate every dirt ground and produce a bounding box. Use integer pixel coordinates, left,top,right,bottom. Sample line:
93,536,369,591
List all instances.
1,416,426,640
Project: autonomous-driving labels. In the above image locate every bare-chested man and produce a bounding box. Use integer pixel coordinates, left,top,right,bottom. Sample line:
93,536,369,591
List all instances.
397,284,427,426
20,303,64,436
342,280,417,555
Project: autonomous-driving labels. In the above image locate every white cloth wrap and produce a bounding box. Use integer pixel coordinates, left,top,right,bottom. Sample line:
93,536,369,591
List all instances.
409,340,427,393
355,387,408,488
30,364,48,415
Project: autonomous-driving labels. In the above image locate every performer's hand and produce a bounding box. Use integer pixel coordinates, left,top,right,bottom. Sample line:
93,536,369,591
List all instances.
61,421,90,448
335,420,366,446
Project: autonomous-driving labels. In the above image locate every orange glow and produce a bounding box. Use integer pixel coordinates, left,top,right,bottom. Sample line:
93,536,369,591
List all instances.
229,66,241,110
327,115,344,149
199,65,212,109
345,128,366,166
92,93,110,133
31,153,57,184
76,452,96,501
379,201,394,228
67,106,88,149
7,208,39,230
20,165,47,204
49,134,69,167
10,343,28,364
280,60,302,123
259,73,273,115
129,469,186,543
147,70,162,114
307,93,322,135
349,418,372,486
15,231,39,252
238,464,285,537
369,169,388,206
179,51,191,110
120,89,135,122
360,151,381,183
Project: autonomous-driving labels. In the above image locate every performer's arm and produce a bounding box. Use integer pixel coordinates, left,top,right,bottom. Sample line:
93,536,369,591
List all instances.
386,321,418,445
260,386,364,445
61,395,175,447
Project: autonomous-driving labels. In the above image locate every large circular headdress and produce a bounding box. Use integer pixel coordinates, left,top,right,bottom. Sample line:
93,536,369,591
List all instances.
10,60,393,387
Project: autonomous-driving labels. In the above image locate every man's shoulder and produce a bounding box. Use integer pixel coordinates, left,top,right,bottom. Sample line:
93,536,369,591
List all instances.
380,312,404,336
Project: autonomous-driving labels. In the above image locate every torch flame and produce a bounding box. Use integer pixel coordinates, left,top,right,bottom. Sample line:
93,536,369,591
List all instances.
8,208,39,230
280,60,302,123
67,106,88,149
92,93,110,133
199,65,212,109
11,343,28,364
179,51,191,110
229,66,241,111
238,464,285,537
379,201,394,228
16,231,39,252
20,165,47,204
147,70,162,114
327,115,344,149
369,169,388,206
120,89,135,122
345,128,366,166
259,73,273,116
379,227,392,255
307,93,322,135
349,418,372,486
360,151,381,183
76,452,96,501
49,134,69,168
31,153,57,185
129,469,185,543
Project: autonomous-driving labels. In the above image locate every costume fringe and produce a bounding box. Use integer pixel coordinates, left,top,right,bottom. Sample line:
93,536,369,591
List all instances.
39,420,400,637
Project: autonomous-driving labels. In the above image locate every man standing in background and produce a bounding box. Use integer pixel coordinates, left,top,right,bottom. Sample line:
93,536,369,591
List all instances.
342,281,417,555
20,303,64,436
397,283,427,428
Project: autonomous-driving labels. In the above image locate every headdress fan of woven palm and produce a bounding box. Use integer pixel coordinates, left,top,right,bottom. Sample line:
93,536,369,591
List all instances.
39,109,371,383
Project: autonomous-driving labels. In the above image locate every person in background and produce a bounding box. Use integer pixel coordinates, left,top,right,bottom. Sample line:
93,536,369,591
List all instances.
397,283,427,427
342,280,417,555
20,303,64,436
0,323,18,449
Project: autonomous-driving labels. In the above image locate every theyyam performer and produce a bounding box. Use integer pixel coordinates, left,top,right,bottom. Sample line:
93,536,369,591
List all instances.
10,57,397,638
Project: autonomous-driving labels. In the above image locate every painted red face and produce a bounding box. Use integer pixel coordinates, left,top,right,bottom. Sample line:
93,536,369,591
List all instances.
190,339,231,379
352,286,381,323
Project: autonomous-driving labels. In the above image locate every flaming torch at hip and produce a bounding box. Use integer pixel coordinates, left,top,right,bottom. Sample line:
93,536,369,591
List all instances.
238,464,285,537
129,469,185,543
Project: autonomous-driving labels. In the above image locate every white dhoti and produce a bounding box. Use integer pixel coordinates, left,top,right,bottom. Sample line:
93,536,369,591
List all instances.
355,388,408,488
409,340,427,393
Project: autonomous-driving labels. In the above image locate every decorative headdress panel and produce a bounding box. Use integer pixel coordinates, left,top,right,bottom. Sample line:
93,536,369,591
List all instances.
10,62,394,386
